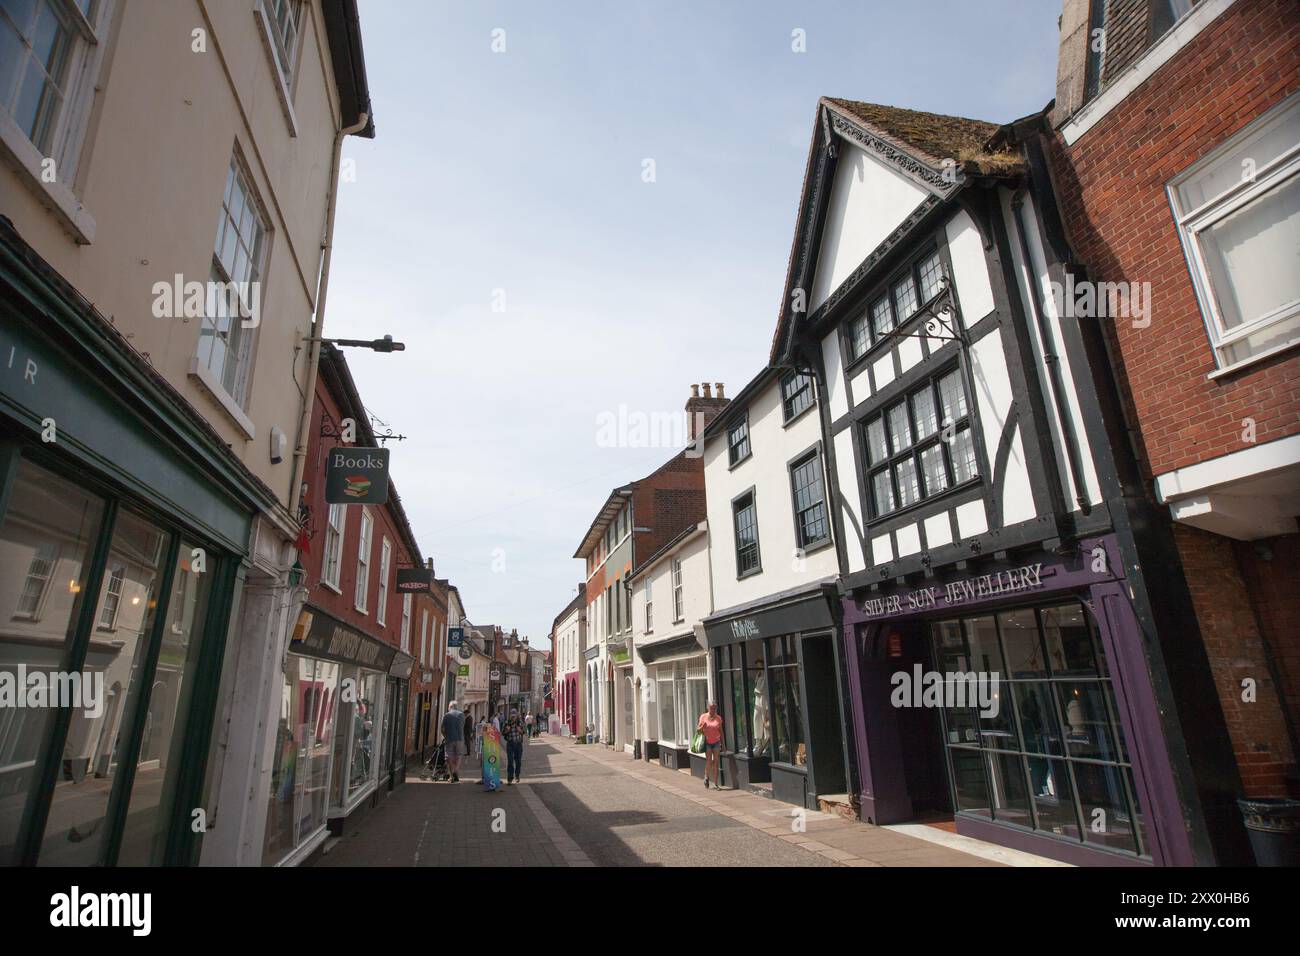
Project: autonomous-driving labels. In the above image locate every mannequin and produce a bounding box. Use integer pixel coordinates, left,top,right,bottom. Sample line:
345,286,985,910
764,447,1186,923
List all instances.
750,658,771,755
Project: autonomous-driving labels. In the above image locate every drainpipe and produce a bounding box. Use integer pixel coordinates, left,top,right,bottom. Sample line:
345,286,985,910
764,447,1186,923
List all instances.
288,109,371,518
1010,190,1092,516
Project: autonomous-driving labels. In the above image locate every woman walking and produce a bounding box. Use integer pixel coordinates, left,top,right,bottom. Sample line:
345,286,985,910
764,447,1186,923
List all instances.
697,701,724,790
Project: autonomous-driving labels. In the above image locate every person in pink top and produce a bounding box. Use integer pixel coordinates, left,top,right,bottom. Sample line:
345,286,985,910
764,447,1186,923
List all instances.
698,701,724,790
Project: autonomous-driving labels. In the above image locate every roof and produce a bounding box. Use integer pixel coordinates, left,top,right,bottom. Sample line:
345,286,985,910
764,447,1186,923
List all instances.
551,583,587,630
701,366,779,441
629,521,707,581
823,98,1022,176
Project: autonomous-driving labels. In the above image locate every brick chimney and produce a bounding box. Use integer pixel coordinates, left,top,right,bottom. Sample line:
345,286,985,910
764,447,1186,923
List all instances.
686,382,730,442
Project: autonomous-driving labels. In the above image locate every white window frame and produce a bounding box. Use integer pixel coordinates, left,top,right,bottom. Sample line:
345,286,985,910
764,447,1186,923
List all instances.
644,576,653,632
1168,93,1300,376
322,503,346,592
376,537,391,626
400,592,411,654
354,509,373,613
253,0,304,134
97,561,125,630
15,541,59,620
0,0,113,243
671,558,684,622
420,609,429,666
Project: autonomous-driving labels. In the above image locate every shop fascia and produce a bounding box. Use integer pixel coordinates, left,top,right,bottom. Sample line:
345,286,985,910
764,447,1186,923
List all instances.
859,562,1046,620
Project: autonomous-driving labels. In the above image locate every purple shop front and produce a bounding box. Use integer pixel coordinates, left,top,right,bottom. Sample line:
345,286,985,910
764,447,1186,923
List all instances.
838,534,1194,867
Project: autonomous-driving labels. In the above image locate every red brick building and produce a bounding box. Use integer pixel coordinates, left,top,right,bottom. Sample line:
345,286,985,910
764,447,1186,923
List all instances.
287,344,422,838
1045,0,1299,861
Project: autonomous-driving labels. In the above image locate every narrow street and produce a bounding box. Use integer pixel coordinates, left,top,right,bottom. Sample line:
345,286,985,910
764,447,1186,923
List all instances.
312,734,1042,868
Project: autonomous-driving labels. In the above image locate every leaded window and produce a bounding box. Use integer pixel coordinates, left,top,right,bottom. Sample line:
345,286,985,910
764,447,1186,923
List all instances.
781,370,815,422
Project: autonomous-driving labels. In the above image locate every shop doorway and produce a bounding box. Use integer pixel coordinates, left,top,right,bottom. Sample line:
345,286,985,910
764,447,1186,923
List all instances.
799,633,847,801
879,622,952,818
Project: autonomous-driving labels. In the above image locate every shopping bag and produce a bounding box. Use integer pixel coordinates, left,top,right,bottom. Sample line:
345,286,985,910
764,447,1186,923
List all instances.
690,729,705,754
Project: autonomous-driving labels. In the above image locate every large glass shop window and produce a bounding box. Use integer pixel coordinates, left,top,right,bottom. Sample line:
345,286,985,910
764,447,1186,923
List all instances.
0,460,106,864
768,636,805,766
715,645,746,753
930,603,1149,857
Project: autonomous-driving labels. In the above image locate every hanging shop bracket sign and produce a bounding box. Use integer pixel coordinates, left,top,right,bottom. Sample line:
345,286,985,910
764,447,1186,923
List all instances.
396,566,433,592
325,446,391,505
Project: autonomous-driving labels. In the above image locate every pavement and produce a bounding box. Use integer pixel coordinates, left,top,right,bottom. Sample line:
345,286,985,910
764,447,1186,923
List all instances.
310,734,1045,867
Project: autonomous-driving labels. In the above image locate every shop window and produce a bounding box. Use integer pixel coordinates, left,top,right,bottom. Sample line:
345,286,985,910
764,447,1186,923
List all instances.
864,366,976,519
768,636,805,766
346,671,380,800
929,602,1147,857
0,459,106,864
1168,93,1300,371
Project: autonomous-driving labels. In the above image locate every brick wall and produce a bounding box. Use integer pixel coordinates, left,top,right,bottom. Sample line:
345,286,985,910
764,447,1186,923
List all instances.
1045,0,1300,798
1047,0,1300,479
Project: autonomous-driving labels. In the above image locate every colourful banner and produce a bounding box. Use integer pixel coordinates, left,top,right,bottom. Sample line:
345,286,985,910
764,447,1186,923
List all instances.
481,724,502,790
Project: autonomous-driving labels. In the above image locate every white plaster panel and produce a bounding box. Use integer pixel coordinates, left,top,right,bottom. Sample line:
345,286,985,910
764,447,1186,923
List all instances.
871,533,894,565
834,427,867,574
945,209,995,326
895,523,921,558
956,499,988,539
822,330,848,421
924,512,954,549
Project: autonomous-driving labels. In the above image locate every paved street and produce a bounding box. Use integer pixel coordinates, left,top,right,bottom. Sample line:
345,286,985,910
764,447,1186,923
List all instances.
312,735,1031,867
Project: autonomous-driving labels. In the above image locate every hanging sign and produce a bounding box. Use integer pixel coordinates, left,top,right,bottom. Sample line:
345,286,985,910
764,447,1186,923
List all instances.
325,446,391,504
396,567,433,592
448,627,464,647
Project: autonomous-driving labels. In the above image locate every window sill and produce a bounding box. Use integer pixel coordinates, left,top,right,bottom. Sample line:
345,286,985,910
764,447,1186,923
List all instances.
321,579,342,595
189,357,256,440
1206,336,1300,381
782,400,818,430
797,537,835,557
736,566,763,581
867,475,983,527
253,1,300,138
0,110,96,244
728,452,753,472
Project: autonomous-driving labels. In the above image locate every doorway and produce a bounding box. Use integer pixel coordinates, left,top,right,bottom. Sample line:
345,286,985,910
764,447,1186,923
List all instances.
887,621,951,817
799,632,847,801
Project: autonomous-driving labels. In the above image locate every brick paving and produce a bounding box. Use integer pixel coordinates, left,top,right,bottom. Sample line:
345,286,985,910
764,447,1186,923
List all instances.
310,734,1031,867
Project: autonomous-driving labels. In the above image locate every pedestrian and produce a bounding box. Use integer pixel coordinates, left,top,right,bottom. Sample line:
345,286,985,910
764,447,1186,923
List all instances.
524,712,534,741
503,708,526,784
697,700,724,790
440,701,465,783
462,707,474,759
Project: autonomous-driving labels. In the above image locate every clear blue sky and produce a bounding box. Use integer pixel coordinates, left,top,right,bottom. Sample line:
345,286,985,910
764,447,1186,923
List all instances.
327,0,1062,648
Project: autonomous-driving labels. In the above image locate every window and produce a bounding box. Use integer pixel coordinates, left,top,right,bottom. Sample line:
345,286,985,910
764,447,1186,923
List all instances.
355,510,373,612
265,0,303,83
420,609,428,665
1147,0,1194,43
644,577,653,632
0,0,76,153
671,557,683,621
322,503,346,589
400,593,411,653
768,636,805,766
727,417,751,466
1169,93,1300,371
849,247,949,359
198,154,268,405
732,492,760,577
865,367,977,518
930,603,1148,857
376,538,391,626
789,451,830,549
14,541,57,618
781,371,815,422
97,563,125,629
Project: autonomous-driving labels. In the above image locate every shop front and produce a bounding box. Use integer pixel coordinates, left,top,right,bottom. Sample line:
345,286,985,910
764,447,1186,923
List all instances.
840,536,1193,867
638,632,708,771
383,653,413,791
261,605,399,865
703,583,849,810
0,219,256,866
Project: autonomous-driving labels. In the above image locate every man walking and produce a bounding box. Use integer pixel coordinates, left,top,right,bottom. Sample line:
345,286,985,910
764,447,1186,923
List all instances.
524,712,534,741
503,709,526,784
440,701,465,782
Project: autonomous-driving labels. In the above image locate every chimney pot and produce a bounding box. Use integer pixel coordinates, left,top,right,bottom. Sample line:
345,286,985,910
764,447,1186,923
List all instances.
702,383,712,398
691,384,700,398
715,382,724,399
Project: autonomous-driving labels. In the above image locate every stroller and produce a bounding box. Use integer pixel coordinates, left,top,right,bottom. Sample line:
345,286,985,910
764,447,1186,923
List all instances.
420,742,451,781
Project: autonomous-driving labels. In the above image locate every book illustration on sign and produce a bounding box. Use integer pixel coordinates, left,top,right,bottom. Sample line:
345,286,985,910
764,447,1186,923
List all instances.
344,475,372,498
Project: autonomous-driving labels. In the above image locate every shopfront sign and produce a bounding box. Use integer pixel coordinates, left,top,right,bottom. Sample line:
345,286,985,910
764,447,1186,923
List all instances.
703,587,836,648
858,563,1046,621
458,664,470,677
290,606,398,671
325,446,390,505
396,566,433,592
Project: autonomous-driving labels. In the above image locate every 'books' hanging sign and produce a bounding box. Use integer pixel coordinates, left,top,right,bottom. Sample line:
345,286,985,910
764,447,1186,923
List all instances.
325,446,390,504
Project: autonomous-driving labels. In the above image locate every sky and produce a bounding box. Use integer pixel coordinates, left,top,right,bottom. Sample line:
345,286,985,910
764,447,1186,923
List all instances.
326,0,1063,650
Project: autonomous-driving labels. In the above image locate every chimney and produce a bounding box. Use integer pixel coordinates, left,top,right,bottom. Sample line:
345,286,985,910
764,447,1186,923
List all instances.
715,382,724,399
685,382,731,442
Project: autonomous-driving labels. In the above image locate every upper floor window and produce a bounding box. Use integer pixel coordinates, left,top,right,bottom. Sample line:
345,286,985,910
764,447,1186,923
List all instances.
781,371,815,423
0,0,78,153
355,510,373,612
400,593,411,653
376,537,391,626
671,557,684,620
322,502,346,589
732,492,761,578
644,576,653,632
789,451,830,550
1169,93,1300,372
849,248,946,360
865,367,977,519
265,0,303,83
727,416,751,466
96,562,124,630
199,154,268,405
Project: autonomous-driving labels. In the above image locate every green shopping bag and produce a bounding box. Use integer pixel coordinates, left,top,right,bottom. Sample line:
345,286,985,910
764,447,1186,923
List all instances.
690,729,705,754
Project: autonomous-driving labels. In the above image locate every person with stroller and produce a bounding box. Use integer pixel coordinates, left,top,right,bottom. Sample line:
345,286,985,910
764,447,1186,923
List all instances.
440,701,465,782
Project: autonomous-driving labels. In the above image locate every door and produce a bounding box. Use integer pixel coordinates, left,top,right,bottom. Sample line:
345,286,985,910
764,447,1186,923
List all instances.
798,632,847,804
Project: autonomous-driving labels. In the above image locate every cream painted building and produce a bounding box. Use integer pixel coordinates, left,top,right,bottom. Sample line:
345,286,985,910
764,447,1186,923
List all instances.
0,0,374,865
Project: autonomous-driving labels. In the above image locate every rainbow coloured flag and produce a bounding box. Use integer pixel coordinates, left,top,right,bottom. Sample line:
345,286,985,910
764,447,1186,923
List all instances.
481,724,502,790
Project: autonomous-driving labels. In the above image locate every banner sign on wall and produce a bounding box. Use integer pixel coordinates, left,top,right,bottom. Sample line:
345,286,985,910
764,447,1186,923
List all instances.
396,566,433,592
325,446,391,505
